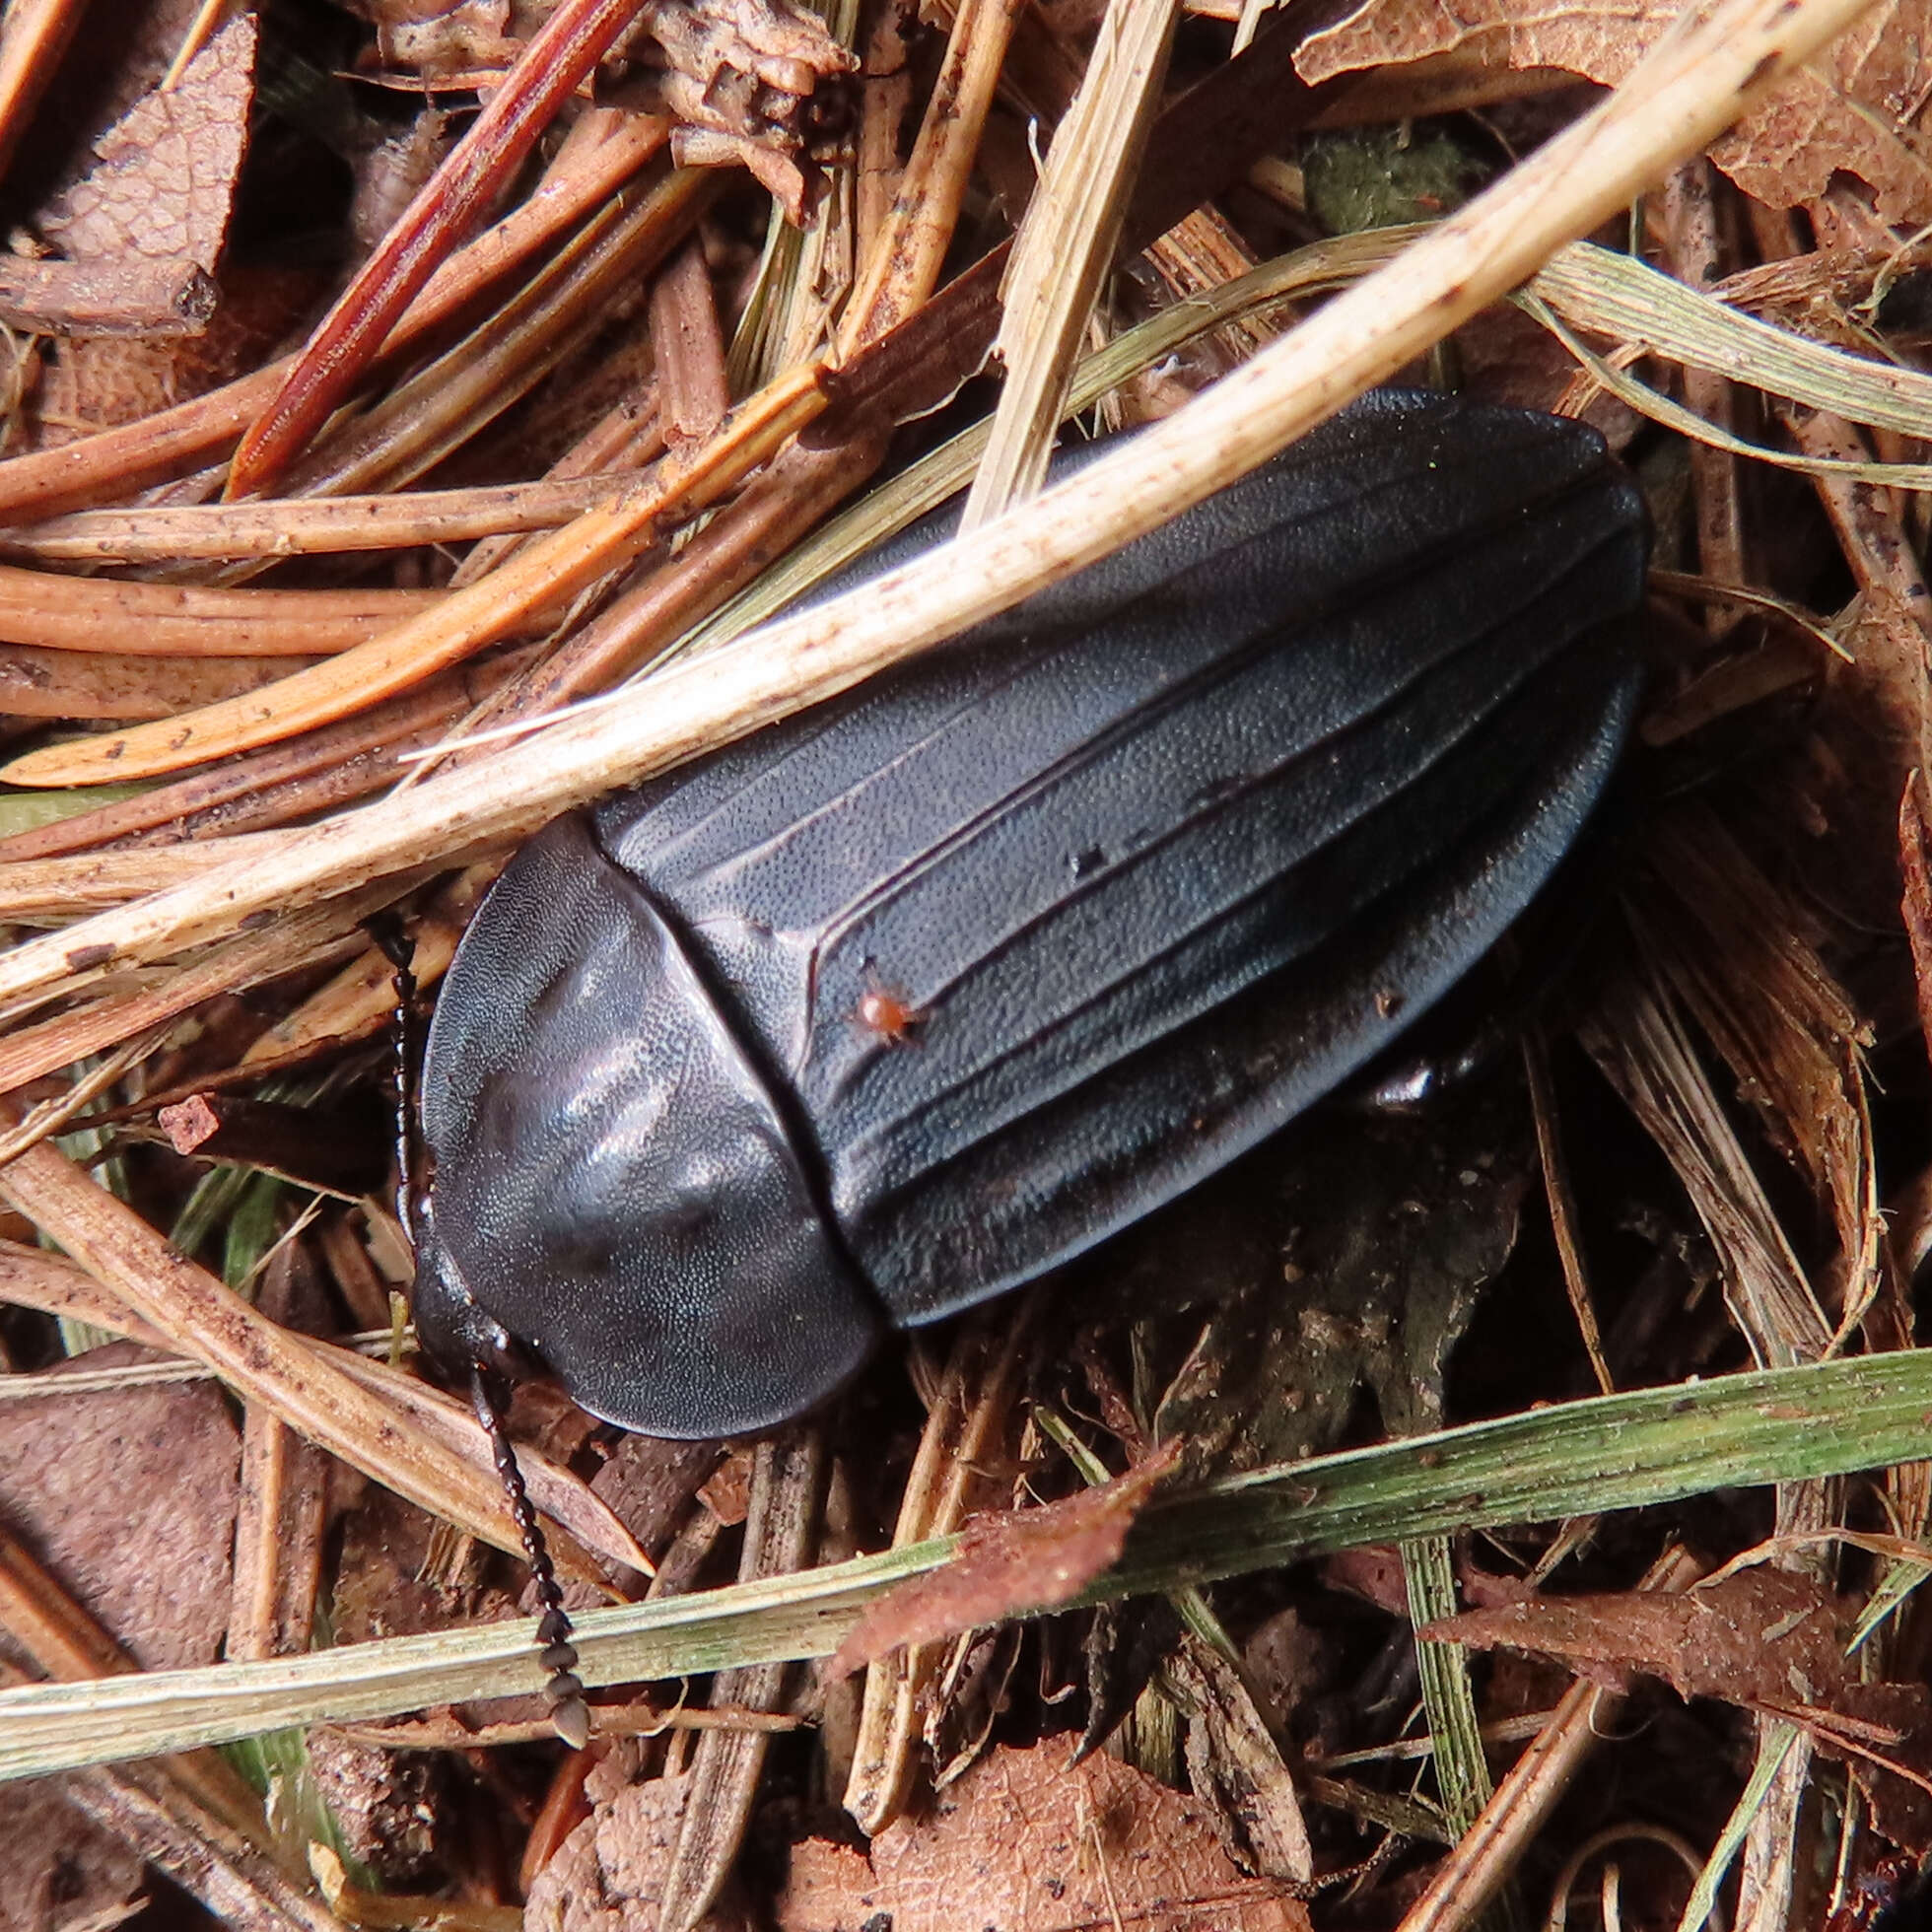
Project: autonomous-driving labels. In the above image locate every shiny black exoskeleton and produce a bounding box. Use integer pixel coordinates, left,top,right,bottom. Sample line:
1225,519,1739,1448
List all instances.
413,388,1648,1440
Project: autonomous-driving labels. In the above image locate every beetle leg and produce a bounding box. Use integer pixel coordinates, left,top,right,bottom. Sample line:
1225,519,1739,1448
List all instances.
469,1364,591,1751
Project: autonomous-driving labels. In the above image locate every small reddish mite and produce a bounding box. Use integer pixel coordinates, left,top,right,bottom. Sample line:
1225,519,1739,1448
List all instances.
855,985,926,1045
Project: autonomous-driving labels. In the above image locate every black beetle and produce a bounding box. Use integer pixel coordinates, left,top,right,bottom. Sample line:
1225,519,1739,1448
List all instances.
412,386,1647,1444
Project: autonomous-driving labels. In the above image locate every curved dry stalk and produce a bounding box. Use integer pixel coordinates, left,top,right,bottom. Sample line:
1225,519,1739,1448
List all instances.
0,0,1880,1013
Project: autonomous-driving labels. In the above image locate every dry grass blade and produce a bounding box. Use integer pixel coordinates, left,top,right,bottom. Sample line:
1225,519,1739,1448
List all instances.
1527,298,1932,487
1534,242,1932,434
964,0,1182,523
0,0,1882,1013
0,1022,167,1162
845,1316,1033,1832
1584,972,1832,1368
0,839,300,921
8,1347,1932,1778
1633,807,1886,1346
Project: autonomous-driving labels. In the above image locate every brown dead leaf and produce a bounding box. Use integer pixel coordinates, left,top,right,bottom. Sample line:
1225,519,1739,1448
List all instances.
0,1341,239,1672
40,15,253,269
0,1778,144,1932
830,1443,1180,1678
1427,1569,1932,1851
1294,0,1932,223
524,1763,760,1932
776,1735,1314,1931
0,16,256,337
24,264,316,453
0,1343,242,1929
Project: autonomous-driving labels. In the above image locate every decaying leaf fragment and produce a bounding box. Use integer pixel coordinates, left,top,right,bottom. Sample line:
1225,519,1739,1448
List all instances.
351,0,857,220
635,0,859,220
776,1736,1314,1931
0,1346,243,1932
1294,0,1932,223
347,0,520,75
830,1444,1180,1677
0,15,256,335
0,1344,241,1674
525,1747,761,1931
1147,1089,1530,1472
1427,1569,1932,1852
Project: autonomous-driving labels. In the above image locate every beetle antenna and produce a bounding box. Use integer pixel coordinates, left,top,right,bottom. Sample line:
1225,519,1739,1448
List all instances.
373,915,590,1747
470,1364,591,1750
370,913,421,1242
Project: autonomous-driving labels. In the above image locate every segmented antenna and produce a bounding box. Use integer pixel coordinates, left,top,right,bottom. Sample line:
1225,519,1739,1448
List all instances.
471,1366,591,1750
374,914,590,1751
371,913,421,1241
